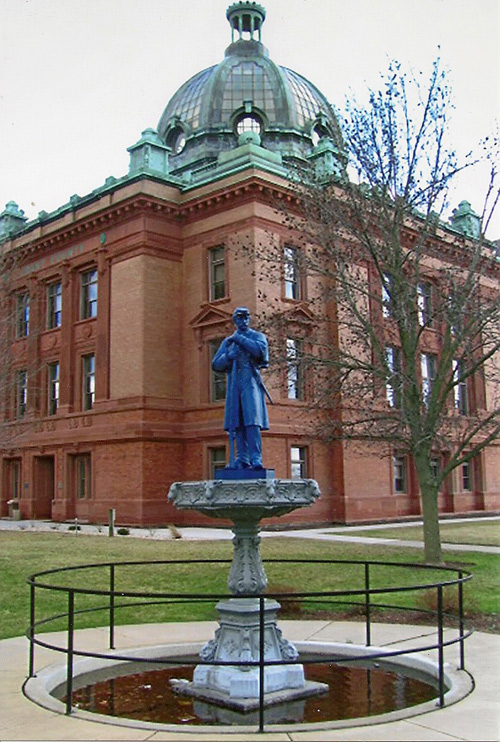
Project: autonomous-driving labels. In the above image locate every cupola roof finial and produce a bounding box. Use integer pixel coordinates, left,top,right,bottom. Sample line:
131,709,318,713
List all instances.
226,2,266,43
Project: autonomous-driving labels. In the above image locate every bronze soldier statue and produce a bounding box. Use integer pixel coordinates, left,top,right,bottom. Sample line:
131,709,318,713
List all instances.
212,307,271,469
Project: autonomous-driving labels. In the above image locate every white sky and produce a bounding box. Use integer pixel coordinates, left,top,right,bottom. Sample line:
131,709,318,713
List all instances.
1,0,499,237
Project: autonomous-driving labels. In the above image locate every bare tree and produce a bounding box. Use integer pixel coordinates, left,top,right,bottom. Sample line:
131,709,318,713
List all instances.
250,59,500,564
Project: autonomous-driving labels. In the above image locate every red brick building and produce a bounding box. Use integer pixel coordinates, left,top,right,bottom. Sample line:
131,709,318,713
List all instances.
1,2,499,526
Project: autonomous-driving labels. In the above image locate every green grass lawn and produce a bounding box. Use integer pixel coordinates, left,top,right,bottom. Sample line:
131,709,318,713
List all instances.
1,529,499,640
353,520,500,547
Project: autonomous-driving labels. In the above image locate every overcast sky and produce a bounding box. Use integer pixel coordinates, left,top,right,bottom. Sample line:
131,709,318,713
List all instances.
1,0,499,237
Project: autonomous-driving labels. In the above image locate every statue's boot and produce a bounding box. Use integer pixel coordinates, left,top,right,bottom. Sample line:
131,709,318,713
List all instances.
246,425,263,468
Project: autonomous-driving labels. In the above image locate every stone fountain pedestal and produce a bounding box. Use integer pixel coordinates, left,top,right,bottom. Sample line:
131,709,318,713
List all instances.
168,476,327,710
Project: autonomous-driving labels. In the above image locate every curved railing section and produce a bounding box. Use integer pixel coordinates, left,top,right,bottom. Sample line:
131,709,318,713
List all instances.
26,557,473,731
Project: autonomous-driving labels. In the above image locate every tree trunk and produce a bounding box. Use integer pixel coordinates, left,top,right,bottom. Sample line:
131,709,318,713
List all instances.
419,486,443,564
414,450,443,564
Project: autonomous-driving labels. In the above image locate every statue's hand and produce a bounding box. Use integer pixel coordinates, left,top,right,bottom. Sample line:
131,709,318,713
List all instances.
227,341,238,359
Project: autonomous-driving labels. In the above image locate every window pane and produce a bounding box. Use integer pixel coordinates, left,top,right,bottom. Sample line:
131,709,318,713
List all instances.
48,362,60,415
209,339,227,401
209,247,225,301
382,273,394,318
287,338,303,399
81,270,97,319
16,293,30,337
47,282,62,329
236,116,262,134
417,282,432,326
210,447,226,478
462,461,472,490
291,446,307,478
83,355,95,410
10,460,21,499
76,455,91,498
16,370,27,418
385,346,401,407
393,455,406,492
421,353,436,406
462,462,471,491
453,359,468,415
284,246,301,300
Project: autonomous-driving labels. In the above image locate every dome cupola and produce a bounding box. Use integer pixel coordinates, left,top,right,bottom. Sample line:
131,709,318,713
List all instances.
156,2,345,179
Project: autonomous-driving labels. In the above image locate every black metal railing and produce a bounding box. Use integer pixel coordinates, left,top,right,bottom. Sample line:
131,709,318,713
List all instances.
26,558,473,732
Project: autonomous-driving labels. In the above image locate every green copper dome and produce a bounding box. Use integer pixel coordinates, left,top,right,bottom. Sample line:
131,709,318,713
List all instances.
157,2,343,177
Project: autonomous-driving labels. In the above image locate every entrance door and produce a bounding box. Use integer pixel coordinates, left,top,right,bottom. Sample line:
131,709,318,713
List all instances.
33,457,55,519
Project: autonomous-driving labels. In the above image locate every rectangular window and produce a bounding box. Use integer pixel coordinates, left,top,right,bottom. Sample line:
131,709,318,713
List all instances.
16,292,30,337
75,455,91,499
382,273,394,318
47,281,62,329
81,269,97,319
10,460,21,500
393,455,407,493
82,354,95,410
430,456,440,481
16,370,28,418
284,245,301,300
209,339,226,401
421,352,437,406
209,446,226,478
461,461,472,491
287,337,304,400
453,359,468,415
47,361,60,415
208,246,226,301
417,282,432,326
385,346,402,408
291,446,308,479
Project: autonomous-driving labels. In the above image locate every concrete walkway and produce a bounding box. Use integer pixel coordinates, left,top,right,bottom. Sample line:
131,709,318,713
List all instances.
2,620,499,741
1,515,499,554
1,516,499,740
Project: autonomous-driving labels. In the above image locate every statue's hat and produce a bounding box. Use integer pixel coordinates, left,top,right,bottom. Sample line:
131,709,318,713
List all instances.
232,306,250,318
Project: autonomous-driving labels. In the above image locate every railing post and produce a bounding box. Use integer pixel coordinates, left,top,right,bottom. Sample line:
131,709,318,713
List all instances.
258,595,265,733
28,581,36,678
458,572,465,671
364,562,371,647
109,564,115,650
65,590,75,715
437,585,445,708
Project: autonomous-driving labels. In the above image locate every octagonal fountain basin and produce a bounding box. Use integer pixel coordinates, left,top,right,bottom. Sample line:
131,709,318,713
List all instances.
24,640,472,733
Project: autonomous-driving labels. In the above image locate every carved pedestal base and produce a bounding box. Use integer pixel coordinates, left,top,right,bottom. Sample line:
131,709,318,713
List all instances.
193,598,304,699
168,478,323,706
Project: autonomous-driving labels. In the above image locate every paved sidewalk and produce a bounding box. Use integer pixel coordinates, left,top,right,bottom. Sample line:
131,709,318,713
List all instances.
1,517,499,739
1,621,499,741
1,515,499,554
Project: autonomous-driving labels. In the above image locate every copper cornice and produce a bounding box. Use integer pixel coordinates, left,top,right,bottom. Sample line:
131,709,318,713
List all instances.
178,178,300,219
11,177,302,261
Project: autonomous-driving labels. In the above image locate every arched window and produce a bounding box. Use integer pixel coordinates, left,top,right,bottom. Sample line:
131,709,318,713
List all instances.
235,114,262,136
166,126,186,154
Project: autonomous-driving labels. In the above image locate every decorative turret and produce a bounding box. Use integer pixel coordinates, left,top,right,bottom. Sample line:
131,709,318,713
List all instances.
226,2,266,42
0,201,28,241
127,128,170,177
450,200,481,239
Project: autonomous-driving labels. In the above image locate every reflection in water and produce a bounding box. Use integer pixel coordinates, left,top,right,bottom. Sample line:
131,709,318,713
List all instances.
67,661,437,726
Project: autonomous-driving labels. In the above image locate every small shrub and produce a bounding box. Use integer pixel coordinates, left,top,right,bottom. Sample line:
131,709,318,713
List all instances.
418,586,478,617
68,525,81,531
116,527,130,536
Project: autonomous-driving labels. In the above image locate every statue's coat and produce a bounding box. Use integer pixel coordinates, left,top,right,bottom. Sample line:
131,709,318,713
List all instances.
212,328,269,432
